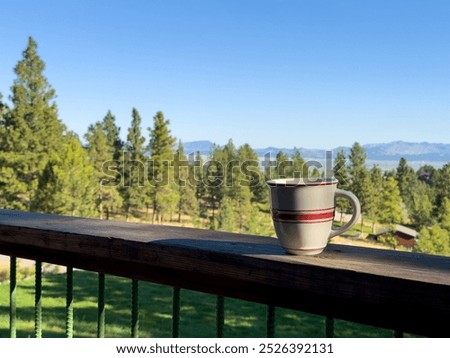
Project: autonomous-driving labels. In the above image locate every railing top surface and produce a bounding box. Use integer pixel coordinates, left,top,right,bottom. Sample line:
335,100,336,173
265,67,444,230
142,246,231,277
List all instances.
1,209,450,336
0,209,449,285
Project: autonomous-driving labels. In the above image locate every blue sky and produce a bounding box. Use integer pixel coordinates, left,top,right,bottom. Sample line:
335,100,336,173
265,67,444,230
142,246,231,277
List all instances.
1,0,449,149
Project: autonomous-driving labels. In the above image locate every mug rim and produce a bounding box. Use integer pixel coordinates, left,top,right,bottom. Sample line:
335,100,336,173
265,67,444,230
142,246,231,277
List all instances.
266,177,338,187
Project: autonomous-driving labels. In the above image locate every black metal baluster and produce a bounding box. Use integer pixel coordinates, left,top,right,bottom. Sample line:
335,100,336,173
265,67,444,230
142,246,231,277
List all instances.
66,266,73,338
172,287,180,338
131,279,139,338
97,273,105,338
216,295,224,338
10,256,16,338
35,261,42,338
325,316,335,338
266,304,275,338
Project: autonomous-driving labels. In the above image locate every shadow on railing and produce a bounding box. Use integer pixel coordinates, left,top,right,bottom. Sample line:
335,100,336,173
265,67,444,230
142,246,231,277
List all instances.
0,209,449,338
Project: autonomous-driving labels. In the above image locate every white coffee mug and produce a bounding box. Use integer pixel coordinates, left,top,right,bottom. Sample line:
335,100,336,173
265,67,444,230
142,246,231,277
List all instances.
267,178,361,255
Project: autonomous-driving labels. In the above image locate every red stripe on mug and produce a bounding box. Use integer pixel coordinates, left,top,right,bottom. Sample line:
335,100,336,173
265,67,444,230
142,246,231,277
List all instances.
272,210,334,222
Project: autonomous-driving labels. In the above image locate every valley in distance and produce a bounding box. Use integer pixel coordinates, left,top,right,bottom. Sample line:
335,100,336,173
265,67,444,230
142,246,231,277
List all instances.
182,140,450,171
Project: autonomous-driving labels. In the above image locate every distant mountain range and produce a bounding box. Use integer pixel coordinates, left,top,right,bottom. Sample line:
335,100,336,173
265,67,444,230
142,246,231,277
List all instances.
182,140,450,166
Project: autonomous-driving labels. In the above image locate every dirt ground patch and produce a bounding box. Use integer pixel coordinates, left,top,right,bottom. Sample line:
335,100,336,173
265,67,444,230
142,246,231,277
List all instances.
0,255,35,269
330,235,392,250
0,255,65,274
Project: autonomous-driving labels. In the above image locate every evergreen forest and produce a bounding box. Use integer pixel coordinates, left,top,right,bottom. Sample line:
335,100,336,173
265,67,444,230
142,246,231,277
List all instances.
2,38,450,256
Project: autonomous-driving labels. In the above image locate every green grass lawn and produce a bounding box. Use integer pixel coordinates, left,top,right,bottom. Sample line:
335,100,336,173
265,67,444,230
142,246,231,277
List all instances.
0,270,396,338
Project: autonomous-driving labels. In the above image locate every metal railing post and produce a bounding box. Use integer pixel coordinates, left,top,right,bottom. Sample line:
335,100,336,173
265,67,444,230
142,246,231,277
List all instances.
131,279,139,338
34,261,42,338
266,304,276,338
66,266,74,338
9,256,17,338
172,287,180,338
325,316,335,338
216,295,224,338
97,273,105,338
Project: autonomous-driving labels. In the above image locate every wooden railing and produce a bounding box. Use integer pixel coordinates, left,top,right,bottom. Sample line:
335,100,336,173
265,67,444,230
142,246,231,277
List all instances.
0,209,449,337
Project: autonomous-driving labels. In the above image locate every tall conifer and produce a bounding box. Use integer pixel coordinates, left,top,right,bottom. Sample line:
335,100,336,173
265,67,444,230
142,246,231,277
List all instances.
34,134,96,216
334,150,350,221
0,37,65,210
85,121,123,219
378,176,403,225
273,151,291,179
122,108,147,220
174,141,198,223
102,110,123,162
348,142,372,232
148,111,177,223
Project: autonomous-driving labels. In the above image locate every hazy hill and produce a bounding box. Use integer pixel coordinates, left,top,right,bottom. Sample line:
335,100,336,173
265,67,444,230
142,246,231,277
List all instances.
182,140,450,164
362,141,450,161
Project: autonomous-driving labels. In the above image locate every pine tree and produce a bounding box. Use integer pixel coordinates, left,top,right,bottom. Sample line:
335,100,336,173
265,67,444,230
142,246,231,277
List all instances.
243,206,274,236
0,159,26,209
415,224,450,256
85,121,123,219
348,143,370,200
206,142,260,232
207,140,255,231
156,180,179,222
34,134,96,216
376,191,402,245
334,150,349,188
174,141,198,223
193,151,208,219
101,110,123,203
0,93,24,209
378,177,403,225
10,37,65,155
310,167,322,178
0,37,65,210
396,158,417,198
434,163,450,209
122,108,147,220
221,139,238,191
218,197,238,232
0,93,8,118
395,157,419,221
273,151,291,179
333,150,350,221
102,110,123,162
204,144,225,227
229,183,252,232
238,143,267,205
367,165,383,232
439,197,450,231
409,181,434,229
224,142,247,199
291,149,307,178
348,142,372,232
148,111,177,223
237,144,260,189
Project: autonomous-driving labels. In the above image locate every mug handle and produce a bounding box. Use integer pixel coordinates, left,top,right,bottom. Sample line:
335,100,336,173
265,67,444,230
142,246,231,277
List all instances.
329,189,361,239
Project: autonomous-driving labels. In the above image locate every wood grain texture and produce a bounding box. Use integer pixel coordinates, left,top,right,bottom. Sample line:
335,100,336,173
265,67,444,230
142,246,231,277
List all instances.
0,209,449,337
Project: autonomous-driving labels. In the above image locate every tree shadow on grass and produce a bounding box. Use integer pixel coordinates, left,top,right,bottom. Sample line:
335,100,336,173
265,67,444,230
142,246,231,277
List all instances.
1,271,398,338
